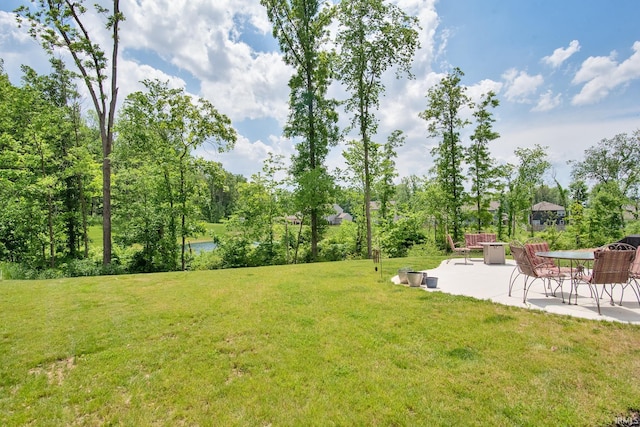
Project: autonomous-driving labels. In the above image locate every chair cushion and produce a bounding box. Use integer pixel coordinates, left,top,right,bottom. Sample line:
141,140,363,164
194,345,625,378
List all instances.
464,233,496,249
525,242,555,268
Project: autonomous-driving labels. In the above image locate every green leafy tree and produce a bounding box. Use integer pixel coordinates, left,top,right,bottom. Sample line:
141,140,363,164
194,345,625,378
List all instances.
341,139,371,258
261,0,340,261
0,64,86,268
412,177,447,247
588,181,626,245
570,131,640,225
335,0,419,258
378,212,426,258
569,180,589,206
501,164,518,239
376,130,405,222
467,91,500,232
341,130,406,257
511,145,551,237
394,175,423,206
16,0,123,266
225,153,288,266
115,79,236,271
0,64,30,263
566,200,588,247
419,67,471,241
22,72,68,268
21,60,98,260
194,160,245,223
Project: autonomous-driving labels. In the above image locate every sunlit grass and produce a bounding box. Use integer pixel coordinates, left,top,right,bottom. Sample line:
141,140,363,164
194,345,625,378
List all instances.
87,223,103,250
1,256,639,425
89,221,227,247
195,222,227,242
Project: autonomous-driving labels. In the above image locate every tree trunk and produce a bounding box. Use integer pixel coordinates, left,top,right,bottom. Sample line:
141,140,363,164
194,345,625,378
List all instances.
294,216,304,264
47,191,55,269
102,145,112,266
180,161,186,271
362,104,372,259
79,178,89,258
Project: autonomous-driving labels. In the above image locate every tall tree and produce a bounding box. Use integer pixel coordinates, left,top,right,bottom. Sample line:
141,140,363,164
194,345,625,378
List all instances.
376,130,405,223
16,0,124,266
227,153,289,266
115,79,236,271
21,59,97,260
512,145,551,237
0,64,73,268
419,67,471,241
261,0,340,261
467,91,500,232
335,0,419,258
340,129,405,257
588,181,626,244
194,160,244,223
570,131,640,223
341,138,371,257
569,179,589,206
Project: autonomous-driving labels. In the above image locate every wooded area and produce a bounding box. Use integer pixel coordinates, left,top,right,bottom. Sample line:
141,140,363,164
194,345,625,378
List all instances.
2,0,640,279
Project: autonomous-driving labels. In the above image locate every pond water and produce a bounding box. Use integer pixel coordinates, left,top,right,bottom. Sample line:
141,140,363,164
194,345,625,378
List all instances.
188,241,217,254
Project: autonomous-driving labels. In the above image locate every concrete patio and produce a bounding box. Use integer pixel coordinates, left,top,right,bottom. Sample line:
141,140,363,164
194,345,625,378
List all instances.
392,257,640,325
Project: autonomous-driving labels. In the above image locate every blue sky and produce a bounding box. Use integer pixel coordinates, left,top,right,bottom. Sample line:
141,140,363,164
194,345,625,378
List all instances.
1,0,639,188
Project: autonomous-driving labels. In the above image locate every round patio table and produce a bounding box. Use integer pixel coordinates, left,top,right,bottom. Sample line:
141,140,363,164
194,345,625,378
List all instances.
536,250,595,304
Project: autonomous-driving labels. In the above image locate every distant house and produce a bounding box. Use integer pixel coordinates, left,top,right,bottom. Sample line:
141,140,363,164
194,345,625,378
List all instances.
285,215,302,225
530,201,566,231
326,204,353,225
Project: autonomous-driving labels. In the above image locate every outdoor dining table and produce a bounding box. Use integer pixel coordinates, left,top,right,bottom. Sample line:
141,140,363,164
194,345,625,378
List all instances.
536,250,595,304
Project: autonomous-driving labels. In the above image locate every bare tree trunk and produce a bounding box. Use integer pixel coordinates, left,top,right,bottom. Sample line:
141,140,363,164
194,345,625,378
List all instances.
294,216,304,264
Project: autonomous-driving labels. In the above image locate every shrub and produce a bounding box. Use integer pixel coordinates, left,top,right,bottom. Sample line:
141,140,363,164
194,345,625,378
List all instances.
217,236,253,268
189,250,223,270
62,259,102,277
379,216,426,258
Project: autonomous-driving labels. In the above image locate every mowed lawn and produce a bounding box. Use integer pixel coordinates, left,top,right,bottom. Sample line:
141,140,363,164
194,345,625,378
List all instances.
1,256,639,426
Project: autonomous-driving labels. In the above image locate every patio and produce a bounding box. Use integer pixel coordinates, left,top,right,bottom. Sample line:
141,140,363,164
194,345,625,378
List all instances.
392,257,640,324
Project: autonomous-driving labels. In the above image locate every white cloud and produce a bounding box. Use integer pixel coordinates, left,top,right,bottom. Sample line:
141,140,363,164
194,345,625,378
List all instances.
532,90,562,112
205,133,297,179
0,11,51,82
496,115,640,186
466,79,503,103
393,0,440,74
122,1,261,81
502,68,544,103
119,61,187,95
116,0,296,127
200,51,292,124
542,40,581,68
571,41,640,105
199,134,271,175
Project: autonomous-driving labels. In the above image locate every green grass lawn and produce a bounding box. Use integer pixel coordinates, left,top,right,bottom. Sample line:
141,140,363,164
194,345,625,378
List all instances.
88,222,228,248
1,256,639,425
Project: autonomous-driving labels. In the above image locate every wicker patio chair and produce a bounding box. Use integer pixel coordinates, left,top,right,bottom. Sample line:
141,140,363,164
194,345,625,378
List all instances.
574,246,635,314
524,238,557,269
509,242,568,303
447,234,470,265
616,244,640,306
524,239,573,296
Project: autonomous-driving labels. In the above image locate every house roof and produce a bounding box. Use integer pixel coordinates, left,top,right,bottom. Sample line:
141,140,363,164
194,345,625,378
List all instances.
532,201,565,211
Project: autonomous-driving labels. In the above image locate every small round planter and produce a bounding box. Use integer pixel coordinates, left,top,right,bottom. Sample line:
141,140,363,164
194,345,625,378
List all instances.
425,276,438,289
397,268,412,284
406,271,424,287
